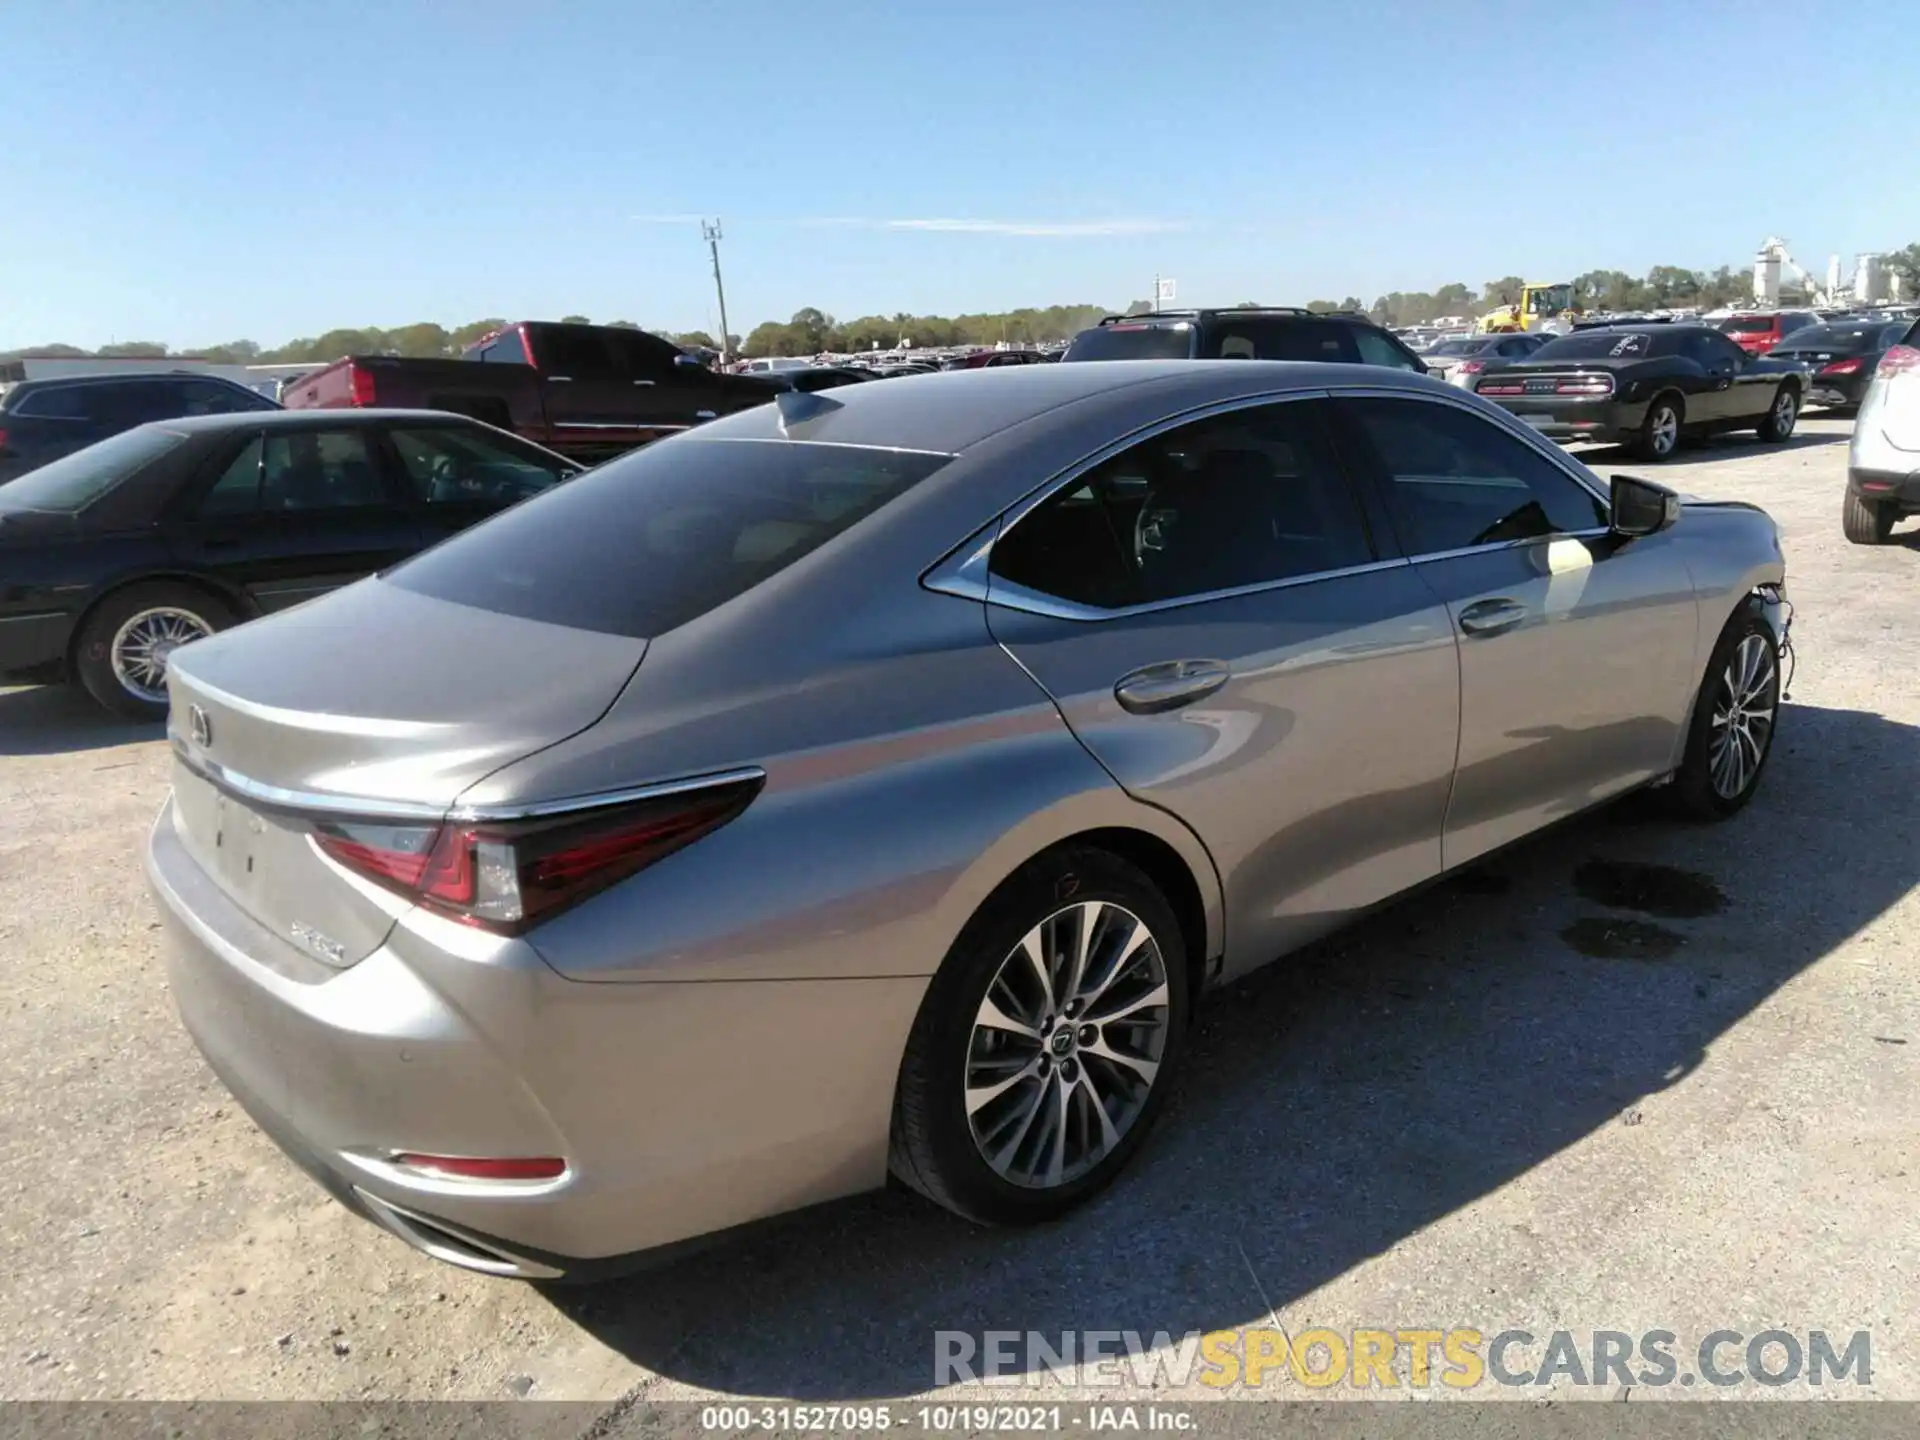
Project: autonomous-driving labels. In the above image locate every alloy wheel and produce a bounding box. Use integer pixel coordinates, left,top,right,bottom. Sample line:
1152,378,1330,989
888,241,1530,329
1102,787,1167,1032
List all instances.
1708,633,1777,800
1772,389,1797,436
965,900,1171,1190
1650,405,1679,456
110,606,212,705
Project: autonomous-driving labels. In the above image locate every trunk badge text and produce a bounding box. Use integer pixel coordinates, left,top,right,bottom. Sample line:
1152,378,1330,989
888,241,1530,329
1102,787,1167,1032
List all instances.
188,705,213,748
290,921,347,967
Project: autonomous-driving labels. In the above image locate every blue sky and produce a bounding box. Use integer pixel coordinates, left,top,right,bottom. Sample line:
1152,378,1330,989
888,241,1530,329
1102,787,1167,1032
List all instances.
4,0,1916,350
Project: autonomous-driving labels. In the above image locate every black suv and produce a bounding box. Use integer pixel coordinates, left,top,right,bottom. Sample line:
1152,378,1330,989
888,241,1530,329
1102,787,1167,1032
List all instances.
1062,307,1428,371
0,371,280,484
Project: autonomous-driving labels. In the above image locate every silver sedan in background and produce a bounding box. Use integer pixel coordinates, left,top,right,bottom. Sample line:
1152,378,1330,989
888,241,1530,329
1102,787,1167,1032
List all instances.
1420,331,1552,386
147,361,1790,1280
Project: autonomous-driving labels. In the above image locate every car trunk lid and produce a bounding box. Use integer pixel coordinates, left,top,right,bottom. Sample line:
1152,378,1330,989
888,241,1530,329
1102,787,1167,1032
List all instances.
163,577,647,966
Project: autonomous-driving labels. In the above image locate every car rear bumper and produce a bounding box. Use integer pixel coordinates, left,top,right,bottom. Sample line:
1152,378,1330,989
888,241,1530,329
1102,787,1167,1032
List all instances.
146,797,927,1277
1848,464,1920,512
1479,396,1641,445
1808,374,1873,408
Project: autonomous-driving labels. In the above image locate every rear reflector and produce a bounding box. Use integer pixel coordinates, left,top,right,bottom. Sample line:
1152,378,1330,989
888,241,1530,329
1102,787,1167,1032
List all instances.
312,773,763,933
1878,345,1920,377
392,1154,565,1182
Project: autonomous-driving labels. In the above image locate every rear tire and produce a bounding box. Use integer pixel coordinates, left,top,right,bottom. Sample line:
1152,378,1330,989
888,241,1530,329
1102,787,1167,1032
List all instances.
72,582,233,721
1756,384,1799,443
1631,395,1683,461
889,847,1189,1226
1668,607,1780,821
1842,489,1896,545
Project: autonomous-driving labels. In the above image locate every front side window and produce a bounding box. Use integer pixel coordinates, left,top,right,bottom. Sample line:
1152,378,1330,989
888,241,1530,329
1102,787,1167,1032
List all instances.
1338,397,1607,555
389,426,569,507
1351,327,1422,370
989,399,1374,609
259,430,386,511
198,436,265,516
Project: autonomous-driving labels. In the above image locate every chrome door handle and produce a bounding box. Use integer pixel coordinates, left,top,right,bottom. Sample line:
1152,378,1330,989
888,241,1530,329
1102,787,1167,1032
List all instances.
1457,597,1529,636
1113,659,1230,715
633,379,656,387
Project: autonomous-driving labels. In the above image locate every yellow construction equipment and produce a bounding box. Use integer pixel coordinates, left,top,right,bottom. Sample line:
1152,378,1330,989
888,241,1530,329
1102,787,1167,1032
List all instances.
1477,282,1579,334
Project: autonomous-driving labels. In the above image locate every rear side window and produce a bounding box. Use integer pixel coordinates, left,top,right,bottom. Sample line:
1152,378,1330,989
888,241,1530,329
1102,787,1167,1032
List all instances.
389,426,570,507
1201,321,1355,363
10,385,95,419
386,438,948,636
260,430,387,510
990,399,1373,609
0,425,187,511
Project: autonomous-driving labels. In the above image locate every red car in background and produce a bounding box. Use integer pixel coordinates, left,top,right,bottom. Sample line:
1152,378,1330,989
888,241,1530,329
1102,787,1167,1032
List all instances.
1718,310,1821,355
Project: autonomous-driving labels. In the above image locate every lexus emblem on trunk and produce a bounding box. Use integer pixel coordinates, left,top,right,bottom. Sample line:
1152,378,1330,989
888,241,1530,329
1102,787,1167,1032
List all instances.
188,705,212,748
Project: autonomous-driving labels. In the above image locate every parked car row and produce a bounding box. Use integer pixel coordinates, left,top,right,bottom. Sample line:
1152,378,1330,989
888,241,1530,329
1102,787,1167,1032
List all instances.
142,358,1791,1280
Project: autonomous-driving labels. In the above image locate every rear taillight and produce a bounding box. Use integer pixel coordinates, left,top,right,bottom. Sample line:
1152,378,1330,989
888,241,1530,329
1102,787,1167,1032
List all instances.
1477,380,1526,395
1457,359,1487,375
0,426,9,451
1816,358,1864,376
347,363,378,406
1555,377,1613,395
1877,345,1920,377
312,775,762,933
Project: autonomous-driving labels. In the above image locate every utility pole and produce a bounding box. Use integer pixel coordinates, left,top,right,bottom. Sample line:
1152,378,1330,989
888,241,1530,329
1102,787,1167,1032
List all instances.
702,218,732,365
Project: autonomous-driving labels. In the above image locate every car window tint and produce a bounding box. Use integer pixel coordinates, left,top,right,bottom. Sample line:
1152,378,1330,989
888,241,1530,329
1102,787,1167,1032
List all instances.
485,330,528,365
0,425,187,510
604,328,683,379
990,399,1373,609
176,379,269,414
11,385,94,419
389,427,568,508
1342,397,1608,554
260,430,386,511
386,438,947,637
1352,327,1421,370
537,327,617,379
198,436,264,516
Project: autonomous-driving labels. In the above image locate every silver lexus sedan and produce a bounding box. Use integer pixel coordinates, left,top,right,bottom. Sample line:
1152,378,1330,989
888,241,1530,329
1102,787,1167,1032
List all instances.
147,362,1790,1280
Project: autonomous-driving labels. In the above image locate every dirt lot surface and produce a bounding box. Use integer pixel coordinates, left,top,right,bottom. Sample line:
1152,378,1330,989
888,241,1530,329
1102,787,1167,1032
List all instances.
2,416,1914,1411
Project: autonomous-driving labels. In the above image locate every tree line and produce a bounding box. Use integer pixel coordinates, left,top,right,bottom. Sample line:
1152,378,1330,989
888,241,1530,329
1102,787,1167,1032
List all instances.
9,246,1917,365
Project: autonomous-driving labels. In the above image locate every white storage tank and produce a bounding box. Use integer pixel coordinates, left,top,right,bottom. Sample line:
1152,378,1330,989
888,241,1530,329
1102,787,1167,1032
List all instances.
1857,253,1888,304
1754,249,1781,305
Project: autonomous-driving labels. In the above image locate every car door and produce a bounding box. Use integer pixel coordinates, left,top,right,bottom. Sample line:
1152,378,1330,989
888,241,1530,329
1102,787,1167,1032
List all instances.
1329,393,1701,868
1701,328,1780,423
1671,330,1737,426
381,421,580,545
166,426,425,612
984,395,1461,980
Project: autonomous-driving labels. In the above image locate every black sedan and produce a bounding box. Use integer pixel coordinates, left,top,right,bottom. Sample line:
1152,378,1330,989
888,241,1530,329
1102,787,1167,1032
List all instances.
0,409,582,718
1767,319,1915,412
1472,324,1806,460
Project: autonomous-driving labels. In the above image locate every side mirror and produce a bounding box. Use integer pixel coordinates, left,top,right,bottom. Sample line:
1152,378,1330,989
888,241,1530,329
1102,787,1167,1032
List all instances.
1610,474,1680,537
674,353,705,370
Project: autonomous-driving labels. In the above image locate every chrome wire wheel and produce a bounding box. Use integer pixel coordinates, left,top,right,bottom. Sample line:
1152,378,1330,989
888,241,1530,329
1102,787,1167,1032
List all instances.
965,900,1171,1190
109,606,211,705
1708,632,1777,800
1649,403,1679,456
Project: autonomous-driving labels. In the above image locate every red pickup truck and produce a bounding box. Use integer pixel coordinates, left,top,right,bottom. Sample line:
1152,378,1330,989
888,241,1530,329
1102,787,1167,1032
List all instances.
282,321,783,463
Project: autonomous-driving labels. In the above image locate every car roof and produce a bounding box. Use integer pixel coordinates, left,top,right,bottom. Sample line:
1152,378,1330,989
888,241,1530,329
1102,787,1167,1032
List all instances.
686,359,1446,454
145,407,490,435
8,370,262,394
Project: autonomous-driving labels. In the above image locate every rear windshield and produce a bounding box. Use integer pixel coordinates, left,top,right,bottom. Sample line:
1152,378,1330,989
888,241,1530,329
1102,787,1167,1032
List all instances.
0,425,187,511
1531,330,1661,359
1063,324,1195,361
1770,324,1880,353
385,437,949,637
1718,316,1777,335
1426,338,1489,357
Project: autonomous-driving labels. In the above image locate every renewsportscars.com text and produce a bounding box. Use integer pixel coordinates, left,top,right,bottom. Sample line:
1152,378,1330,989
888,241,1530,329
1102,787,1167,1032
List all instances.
934,1327,1872,1391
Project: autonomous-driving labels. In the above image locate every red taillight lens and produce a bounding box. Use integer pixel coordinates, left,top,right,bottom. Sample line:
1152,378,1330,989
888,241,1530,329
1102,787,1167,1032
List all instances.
1816,358,1863,376
347,363,377,406
0,426,10,451
312,775,762,933
1457,359,1487,375
392,1154,565,1182
1477,381,1526,395
1877,345,1920,377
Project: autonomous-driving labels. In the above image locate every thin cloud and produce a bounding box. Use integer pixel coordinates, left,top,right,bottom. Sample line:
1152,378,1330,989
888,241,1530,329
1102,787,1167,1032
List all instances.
794,216,1193,238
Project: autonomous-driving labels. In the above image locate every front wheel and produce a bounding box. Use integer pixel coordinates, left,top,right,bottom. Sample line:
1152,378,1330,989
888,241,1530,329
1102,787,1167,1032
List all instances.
1668,609,1781,820
889,848,1189,1225
1631,396,1683,461
1756,385,1799,443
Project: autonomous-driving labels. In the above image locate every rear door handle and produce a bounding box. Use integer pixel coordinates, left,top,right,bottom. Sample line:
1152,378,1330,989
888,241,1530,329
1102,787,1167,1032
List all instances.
1457,597,1529,636
1113,659,1231,715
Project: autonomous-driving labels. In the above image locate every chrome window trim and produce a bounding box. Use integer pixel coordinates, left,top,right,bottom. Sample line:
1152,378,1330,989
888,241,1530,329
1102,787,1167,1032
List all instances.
686,436,959,458
169,738,765,825
982,556,1417,623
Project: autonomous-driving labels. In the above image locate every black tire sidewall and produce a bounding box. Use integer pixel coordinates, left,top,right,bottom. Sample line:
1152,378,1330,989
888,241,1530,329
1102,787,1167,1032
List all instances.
893,848,1190,1225
1760,385,1797,441
73,583,232,720
1671,608,1780,820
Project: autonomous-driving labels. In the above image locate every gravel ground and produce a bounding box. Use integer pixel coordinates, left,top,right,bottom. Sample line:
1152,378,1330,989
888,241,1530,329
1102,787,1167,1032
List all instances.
1,415,1914,1411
